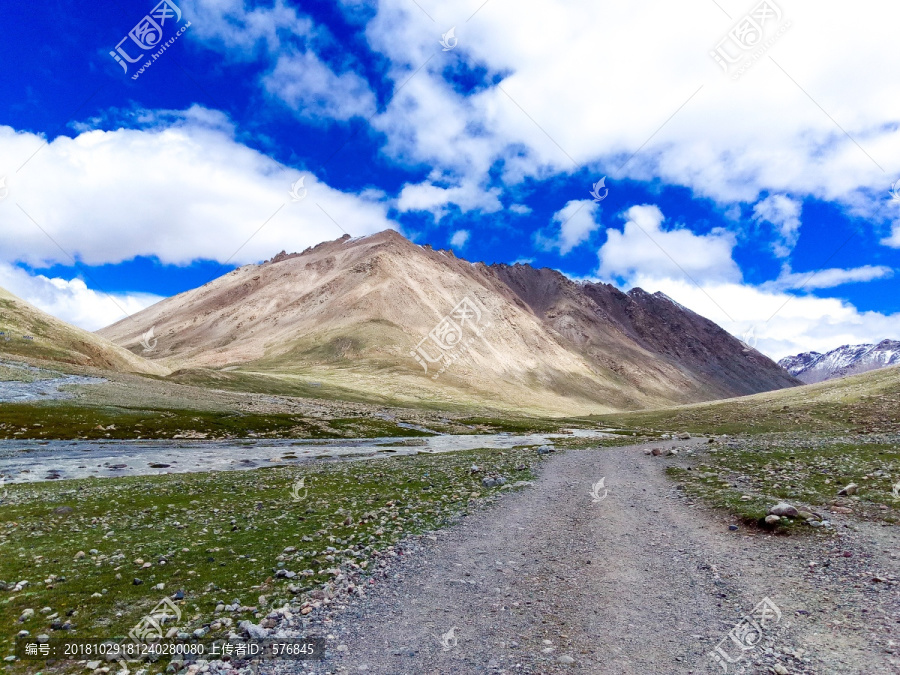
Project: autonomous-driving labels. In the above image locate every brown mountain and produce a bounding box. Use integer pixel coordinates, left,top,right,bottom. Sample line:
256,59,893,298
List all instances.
97,230,798,415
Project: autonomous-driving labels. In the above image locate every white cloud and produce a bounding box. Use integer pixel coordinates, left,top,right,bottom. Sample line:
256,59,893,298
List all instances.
535,200,600,255
183,0,375,123
0,263,162,331
629,275,900,361
183,0,316,54
338,0,900,223
881,220,900,248
509,204,532,215
590,205,897,360
0,108,395,269
262,52,376,121
753,195,803,258
762,264,894,292
449,229,469,249
598,205,741,283
396,181,502,217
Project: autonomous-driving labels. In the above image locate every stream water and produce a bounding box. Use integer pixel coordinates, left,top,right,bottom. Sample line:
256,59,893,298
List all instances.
0,429,614,484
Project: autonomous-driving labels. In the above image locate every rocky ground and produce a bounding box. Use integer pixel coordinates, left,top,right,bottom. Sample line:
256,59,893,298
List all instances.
212,438,899,675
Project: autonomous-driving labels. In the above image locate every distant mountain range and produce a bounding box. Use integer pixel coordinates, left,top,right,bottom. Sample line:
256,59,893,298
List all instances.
92,230,798,414
779,340,900,384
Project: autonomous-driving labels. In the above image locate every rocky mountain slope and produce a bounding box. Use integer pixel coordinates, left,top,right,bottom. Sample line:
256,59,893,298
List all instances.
779,340,900,384
0,286,168,375
97,230,798,415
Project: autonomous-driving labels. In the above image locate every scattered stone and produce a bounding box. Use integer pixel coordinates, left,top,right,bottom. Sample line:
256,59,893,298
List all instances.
536,445,555,455
773,664,789,674
677,432,691,440
837,483,858,496
558,655,575,665
768,503,799,518
238,620,268,640
728,525,738,531
19,609,35,622
53,506,74,515
74,551,86,560
132,578,143,586
765,515,781,525
481,475,507,488
651,448,663,457
86,660,102,670
831,506,853,514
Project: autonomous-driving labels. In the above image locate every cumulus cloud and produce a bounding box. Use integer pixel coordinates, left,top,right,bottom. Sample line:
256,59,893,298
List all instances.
753,195,803,258
345,0,900,218
598,205,741,284
449,229,469,249
396,181,502,218
184,0,375,122
0,108,395,269
881,220,900,248
535,200,600,255
628,275,900,361
262,52,376,121
0,263,162,331
592,204,898,357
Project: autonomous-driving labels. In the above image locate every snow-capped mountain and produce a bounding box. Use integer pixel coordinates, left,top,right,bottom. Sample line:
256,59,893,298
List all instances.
778,339,900,384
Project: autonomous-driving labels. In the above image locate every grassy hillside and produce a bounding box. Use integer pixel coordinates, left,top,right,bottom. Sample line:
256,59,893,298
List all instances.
0,287,167,376
594,364,900,435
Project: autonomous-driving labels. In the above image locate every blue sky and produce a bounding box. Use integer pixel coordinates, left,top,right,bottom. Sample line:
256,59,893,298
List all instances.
0,0,898,359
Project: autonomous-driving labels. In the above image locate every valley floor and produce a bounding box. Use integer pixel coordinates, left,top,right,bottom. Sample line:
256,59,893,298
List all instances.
276,439,899,674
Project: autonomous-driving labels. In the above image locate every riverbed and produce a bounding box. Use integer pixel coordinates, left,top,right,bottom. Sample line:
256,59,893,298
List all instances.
0,429,613,484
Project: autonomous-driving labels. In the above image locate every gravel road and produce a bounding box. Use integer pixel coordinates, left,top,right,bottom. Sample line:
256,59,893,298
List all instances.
269,439,900,674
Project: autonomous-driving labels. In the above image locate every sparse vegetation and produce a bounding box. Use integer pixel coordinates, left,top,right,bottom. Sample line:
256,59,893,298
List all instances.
666,433,900,531
0,446,540,672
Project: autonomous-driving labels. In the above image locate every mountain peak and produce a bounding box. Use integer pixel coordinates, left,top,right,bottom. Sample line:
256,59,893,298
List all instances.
97,229,798,414
779,340,900,383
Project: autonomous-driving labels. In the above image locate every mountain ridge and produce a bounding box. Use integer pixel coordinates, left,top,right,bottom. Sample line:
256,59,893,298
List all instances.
779,339,900,384
96,230,799,415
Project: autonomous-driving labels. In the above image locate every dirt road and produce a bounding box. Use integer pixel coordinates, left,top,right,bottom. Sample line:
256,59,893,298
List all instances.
279,440,900,674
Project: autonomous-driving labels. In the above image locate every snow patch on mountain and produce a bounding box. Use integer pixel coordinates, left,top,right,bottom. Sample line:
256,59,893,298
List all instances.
778,339,900,383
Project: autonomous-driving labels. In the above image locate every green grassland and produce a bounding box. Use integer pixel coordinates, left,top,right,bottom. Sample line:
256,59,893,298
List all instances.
0,446,541,672
594,365,900,436
0,402,439,441
666,434,900,532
